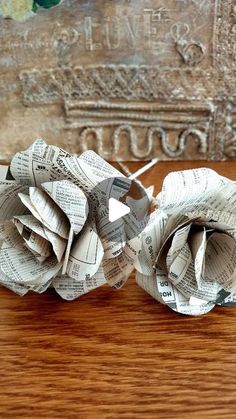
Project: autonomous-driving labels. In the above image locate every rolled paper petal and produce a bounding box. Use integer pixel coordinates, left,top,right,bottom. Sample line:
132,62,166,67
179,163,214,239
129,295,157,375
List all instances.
137,270,215,316
156,278,216,316
43,228,66,263
0,269,29,296
158,168,224,214
187,208,236,230
0,182,28,220
204,232,236,292
103,250,134,288
66,223,104,281
29,187,70,239
96,202,126,260
42,180,88,235
166,246,221,302
10,139,71,186
0,221,25,249
58,150,124,194
14,218,52,259
29,279,52,294
136,272,163,303
14,214,66,262
0,243,61,285
189,227,206,288
78,150,124,183
19,189,69,239
53,267,106,301
18,191,69,258
166,224,191,271
134,209,167,276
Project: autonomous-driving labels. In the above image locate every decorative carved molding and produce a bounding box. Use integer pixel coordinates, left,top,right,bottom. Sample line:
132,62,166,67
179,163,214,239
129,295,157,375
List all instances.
20,66,221,104
219,103,236,158
63,99,213,160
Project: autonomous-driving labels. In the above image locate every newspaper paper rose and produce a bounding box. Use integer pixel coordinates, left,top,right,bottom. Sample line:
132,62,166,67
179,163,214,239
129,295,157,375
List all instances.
0,139,142,300
135,168,236,315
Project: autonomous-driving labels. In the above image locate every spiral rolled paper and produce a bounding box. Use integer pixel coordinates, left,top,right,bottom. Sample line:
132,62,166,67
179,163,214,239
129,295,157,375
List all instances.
0,139,142,300
135,168,236,315
0,140,236,316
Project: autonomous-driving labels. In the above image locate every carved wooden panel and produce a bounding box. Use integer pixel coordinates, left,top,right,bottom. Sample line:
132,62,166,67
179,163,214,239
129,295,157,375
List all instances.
0,0,236,161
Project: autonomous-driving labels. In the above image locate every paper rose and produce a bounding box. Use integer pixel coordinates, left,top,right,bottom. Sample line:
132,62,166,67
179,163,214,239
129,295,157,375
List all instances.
135,168,236,315
0,139,142,300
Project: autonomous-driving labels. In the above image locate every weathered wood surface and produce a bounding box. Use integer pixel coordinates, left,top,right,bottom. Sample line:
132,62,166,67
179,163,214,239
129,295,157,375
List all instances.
1,0,236,161
0,160,236,419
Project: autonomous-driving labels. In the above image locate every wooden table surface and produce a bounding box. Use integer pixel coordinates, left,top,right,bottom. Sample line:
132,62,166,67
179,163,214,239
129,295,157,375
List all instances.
1,160,236,419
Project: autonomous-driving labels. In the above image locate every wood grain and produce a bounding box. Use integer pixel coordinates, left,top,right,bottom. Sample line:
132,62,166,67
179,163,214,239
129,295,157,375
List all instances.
1,161,236,419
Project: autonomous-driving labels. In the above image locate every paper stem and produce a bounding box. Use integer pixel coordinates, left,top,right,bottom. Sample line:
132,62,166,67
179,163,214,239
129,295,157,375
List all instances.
129,158,159,180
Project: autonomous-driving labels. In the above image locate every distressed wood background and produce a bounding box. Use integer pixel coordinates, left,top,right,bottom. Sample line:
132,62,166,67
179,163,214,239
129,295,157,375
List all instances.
1,160,236,419
1,0,236,161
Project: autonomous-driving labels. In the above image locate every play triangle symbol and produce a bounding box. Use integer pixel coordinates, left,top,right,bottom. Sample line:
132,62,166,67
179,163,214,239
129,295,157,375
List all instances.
108,197,130,222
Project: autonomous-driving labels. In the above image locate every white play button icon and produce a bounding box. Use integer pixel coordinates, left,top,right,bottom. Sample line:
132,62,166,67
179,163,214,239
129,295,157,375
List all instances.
108,197,130,223
89,176,150,244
